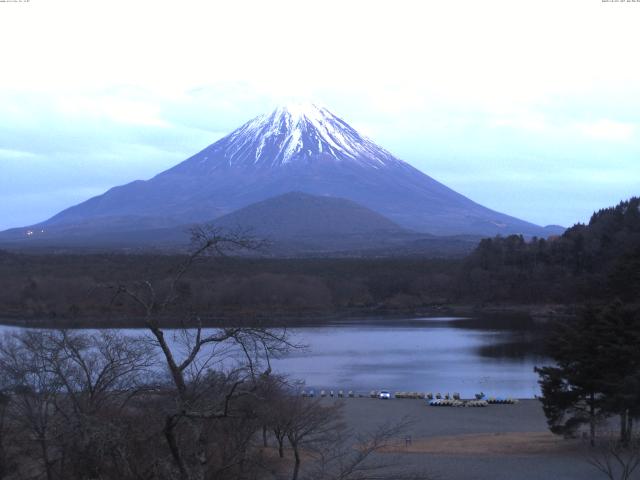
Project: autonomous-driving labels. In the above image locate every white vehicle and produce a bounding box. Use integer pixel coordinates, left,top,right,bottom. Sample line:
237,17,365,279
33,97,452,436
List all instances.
378,390,391,399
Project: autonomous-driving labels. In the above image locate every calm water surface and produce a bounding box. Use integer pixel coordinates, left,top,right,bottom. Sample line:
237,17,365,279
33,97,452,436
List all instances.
0,315,549,398
271,316,548,398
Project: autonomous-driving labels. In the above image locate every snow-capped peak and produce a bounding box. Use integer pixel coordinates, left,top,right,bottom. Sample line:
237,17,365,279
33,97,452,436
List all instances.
203,103,404,169
272,102,328,124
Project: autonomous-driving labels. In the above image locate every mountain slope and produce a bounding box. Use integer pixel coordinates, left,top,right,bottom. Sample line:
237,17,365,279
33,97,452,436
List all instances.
6,103,562,241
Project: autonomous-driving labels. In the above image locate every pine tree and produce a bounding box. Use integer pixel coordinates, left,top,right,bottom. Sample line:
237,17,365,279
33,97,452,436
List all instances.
535,307,609,446
596,302,640,446
536,304,640,445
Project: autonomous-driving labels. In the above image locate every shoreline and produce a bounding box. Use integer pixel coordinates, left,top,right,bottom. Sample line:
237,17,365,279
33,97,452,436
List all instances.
0,302,575,329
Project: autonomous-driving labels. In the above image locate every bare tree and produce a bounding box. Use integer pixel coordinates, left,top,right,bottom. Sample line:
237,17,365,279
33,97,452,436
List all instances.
284,396,343,480
251,372,291,451
108,226,296,480
270,396,290,459
304,416,430,480
0,331,64,480
0,329,157,480
0,387,12,479
588,435,640,480
39,330,155,414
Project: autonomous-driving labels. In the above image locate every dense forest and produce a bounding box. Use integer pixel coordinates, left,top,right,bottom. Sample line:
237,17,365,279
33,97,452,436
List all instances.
460,197,640,304
0,253,459,325
0,197,638,326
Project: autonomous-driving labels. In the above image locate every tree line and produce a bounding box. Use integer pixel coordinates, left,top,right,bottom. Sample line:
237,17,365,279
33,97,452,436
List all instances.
0,253,458,326
460,197,640,305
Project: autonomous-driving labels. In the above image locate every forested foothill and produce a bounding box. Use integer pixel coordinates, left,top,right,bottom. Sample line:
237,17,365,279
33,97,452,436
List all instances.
461,197,640,305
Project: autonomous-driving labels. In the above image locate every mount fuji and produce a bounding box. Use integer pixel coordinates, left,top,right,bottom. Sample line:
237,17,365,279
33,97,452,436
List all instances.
2,103,562,249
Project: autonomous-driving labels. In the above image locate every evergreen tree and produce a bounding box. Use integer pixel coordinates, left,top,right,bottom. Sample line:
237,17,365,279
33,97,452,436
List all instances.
535,307,608,446
596,302,640,446
536,303,640,445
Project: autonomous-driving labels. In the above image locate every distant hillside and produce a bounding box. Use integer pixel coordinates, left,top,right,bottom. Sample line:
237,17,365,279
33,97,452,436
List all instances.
208,192,482,256
0,192,480,257
212,191,406,238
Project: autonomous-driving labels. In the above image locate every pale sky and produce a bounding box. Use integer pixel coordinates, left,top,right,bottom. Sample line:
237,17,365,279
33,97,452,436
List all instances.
1,0,639,230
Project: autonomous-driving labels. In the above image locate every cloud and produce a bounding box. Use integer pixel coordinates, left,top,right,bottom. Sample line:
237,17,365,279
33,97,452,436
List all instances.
55,95,169,127
576,119,636,141
0,148,39,159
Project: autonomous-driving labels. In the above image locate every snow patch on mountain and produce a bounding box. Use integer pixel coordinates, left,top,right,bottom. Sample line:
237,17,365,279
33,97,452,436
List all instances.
204,102,405,169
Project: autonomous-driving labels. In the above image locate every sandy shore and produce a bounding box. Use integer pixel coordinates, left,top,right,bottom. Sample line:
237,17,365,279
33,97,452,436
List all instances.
321,398,604,480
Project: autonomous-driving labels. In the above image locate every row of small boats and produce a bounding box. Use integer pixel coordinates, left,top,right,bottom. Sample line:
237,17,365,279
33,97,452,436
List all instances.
429,397,519,407
301,390,362,398
301,390,520,405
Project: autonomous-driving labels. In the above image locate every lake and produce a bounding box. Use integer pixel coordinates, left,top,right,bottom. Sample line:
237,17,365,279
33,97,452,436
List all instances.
270,316,549,399
0,315,549,399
